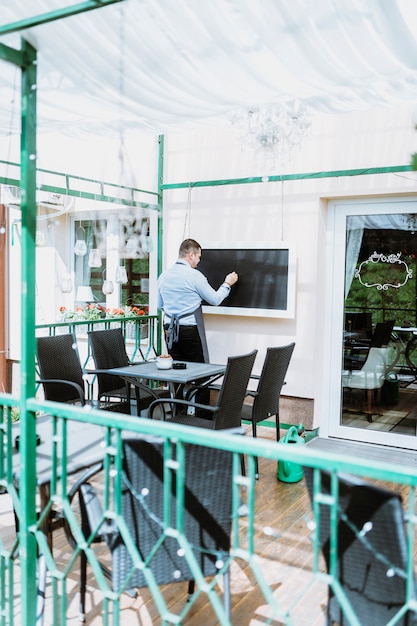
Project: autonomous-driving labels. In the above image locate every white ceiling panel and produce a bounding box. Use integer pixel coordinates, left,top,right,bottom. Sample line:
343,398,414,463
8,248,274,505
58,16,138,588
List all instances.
1,0,417,137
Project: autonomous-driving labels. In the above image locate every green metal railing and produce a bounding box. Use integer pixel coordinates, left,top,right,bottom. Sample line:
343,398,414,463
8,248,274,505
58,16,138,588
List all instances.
2,396,417,625
35,314,162,365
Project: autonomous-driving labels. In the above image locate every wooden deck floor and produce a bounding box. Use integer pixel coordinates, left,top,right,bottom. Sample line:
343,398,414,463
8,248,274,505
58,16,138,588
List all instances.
2,424,415,625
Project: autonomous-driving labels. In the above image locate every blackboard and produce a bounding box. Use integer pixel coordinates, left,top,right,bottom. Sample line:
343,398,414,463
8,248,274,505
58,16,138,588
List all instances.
198,242,296,318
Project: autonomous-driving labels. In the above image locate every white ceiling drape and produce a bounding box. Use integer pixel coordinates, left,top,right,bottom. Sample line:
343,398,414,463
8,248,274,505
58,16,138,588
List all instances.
1,0,417,137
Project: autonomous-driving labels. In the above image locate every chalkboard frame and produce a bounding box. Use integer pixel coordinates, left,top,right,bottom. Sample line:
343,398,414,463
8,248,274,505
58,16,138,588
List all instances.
199,241,296,318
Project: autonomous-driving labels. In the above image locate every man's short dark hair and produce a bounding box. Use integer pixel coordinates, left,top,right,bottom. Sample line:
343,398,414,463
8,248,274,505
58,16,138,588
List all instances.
179,239,201,257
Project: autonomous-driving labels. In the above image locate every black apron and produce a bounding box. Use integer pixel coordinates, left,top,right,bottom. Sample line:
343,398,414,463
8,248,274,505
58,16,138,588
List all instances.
165,305,209,363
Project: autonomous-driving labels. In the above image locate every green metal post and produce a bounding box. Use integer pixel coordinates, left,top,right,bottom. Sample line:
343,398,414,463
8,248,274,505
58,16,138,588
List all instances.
157,134,164,278
157,135,164,356
19,38,38,626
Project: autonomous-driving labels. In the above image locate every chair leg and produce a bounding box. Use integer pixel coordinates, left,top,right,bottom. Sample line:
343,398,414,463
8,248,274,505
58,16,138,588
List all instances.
240,453,246,476
79,550,87,621
187,571,230,618
251,422,259,478
367,389,373,415
275,412,280,443
187,579,195,601
365,389,382,423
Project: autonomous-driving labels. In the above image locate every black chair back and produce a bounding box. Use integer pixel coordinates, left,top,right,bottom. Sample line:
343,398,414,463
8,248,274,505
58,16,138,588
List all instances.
213,349,257,429
304,467,417,625
370,320,395,347
36,334,85,403
112,436,233,591
88,328,130,398
251,343,295,427
344,312,373,339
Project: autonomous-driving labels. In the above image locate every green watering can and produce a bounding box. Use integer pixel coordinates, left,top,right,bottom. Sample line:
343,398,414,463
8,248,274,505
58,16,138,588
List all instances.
277,425,305,483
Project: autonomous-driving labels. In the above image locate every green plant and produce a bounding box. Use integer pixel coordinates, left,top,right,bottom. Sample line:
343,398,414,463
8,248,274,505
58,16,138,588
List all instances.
59,304,148,321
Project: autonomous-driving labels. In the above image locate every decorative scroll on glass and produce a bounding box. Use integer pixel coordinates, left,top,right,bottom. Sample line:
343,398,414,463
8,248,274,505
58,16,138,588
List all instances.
354,252,412,290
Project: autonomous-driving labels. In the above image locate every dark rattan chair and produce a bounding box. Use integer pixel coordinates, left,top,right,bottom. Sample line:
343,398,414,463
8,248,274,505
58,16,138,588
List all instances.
304,466,417,625
148,350,257,430
344,320,395,371
88,328,133,402
88,328,168,415
241,343,295,475
75,434,237,621
36,333,129,412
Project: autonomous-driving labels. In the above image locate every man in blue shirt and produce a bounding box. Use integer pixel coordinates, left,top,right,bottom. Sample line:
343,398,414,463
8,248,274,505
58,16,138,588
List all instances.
157,238,238,363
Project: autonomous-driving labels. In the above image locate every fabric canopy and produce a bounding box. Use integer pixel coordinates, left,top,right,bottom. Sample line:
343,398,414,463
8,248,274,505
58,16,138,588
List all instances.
1,0,417,137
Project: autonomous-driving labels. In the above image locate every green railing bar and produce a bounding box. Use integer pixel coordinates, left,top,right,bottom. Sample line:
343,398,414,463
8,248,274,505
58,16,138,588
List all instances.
35,314,158,331
0,157,158,196
0,41,25,66
19,38,38,626
0,179,160,212
161,164,414,190
19,397,417,487
0,0,126,36
35,314,161,365
36,183,159,210
0,160,160,211
0,159,158,196
406,487,416,606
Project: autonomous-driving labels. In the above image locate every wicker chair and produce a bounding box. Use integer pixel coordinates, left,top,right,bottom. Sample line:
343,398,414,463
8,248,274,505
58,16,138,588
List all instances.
147,350,257,430
36,333,130,413
75,433,238,621
88,328,168,415
304,466,417,625
342,346,392,419
241,343,295,475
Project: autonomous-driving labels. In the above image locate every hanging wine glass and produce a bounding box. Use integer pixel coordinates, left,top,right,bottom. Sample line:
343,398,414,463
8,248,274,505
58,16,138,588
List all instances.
126,236,137,256
102,269,114,295
36,230,46,247
144,235,154,252
74,225,87,256
88,248,102,268
60,274,73,293
115,265,128,284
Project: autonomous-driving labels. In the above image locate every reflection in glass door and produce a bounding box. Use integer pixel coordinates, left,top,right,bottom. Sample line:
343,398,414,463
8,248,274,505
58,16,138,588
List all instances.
327,200,417,449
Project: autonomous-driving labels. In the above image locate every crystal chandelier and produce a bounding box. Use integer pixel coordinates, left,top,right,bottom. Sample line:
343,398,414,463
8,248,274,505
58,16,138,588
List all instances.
231,100,311,178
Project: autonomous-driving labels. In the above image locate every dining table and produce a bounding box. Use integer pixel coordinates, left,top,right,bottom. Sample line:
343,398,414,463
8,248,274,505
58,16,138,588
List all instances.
106,359,226,405
12,413,105,487
11,413,107,546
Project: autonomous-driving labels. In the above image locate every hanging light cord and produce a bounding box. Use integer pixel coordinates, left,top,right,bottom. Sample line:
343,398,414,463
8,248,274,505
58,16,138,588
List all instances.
182,183,192,240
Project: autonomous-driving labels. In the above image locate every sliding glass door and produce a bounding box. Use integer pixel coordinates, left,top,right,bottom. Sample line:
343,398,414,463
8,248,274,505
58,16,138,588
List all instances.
326,198,417,449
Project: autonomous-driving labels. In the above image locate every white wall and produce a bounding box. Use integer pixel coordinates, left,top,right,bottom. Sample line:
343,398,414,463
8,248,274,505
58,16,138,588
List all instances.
161,104,417,426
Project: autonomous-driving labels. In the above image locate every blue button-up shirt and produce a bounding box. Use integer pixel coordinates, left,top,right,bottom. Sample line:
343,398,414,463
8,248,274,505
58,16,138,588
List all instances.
157,259,231,325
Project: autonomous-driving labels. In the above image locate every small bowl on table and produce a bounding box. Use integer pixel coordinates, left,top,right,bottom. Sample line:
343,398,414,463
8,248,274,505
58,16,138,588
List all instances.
156,355,173,370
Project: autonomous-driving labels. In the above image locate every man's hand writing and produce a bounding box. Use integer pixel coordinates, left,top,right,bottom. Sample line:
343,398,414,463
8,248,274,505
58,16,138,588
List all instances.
224,271,238,287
